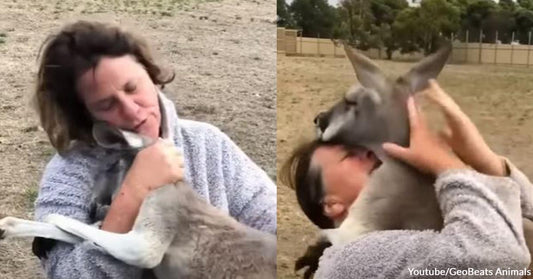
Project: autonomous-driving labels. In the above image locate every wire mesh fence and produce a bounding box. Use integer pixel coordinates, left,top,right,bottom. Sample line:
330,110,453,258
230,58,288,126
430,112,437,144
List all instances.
277,27,533,66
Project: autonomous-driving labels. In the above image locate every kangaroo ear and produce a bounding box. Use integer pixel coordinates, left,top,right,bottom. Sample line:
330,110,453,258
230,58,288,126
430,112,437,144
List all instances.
343,41,389,93
92,122,153,149
398,41,452,93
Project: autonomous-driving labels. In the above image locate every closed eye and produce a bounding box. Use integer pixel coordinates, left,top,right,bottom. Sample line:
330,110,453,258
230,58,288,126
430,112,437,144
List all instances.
344,98,358,106
125,81,137,93
340,149,357,161
94,98,115,111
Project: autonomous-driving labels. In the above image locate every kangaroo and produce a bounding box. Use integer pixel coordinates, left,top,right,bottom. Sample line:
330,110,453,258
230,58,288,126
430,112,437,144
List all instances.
298,42,533,279
314,42,451,245
312,43,533,269
0,123,276,279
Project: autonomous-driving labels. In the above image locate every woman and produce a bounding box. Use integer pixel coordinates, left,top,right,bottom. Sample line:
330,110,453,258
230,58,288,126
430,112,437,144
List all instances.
32,21,276,278
282,80,533,278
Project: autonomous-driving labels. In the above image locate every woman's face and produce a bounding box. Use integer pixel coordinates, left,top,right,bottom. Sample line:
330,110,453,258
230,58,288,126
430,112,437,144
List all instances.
311,145,380,222
76,55,161,140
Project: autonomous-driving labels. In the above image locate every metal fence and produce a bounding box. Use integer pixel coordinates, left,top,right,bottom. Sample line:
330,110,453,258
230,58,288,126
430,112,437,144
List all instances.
452,30,533,66
277,27,533,66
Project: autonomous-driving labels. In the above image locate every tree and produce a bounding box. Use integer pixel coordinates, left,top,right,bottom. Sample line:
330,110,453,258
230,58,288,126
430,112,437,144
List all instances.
378,23,398,59
370,0,408,25
334,0,406,57
393,0,460,54
518,0,533,10
370,0,408,58
289,0,338,37
463,0,497,31
481,9,516,43
449,0,470,21
494,0,518,43
499,0,517,12
334,0,376,49
393,7,424,53
277,0,294,27
515,8,533,43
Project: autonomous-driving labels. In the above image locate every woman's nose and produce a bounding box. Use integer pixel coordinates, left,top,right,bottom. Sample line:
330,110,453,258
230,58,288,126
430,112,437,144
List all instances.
120,96,140,119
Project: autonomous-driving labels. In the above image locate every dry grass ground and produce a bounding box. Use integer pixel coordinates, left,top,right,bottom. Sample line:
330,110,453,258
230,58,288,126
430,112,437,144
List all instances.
277,54,533,278
0,0,275,278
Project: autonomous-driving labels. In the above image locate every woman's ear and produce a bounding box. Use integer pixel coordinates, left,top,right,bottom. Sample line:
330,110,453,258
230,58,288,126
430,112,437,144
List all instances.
322,197,347,222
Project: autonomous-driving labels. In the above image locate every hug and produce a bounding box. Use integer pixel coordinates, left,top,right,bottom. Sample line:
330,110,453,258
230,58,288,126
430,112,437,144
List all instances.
282,43,533,279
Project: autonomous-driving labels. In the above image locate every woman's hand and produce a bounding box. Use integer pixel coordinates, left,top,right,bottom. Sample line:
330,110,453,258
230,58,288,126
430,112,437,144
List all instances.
122,139,185,202
422,80,506,176
382,96,467,176
102,139,184,233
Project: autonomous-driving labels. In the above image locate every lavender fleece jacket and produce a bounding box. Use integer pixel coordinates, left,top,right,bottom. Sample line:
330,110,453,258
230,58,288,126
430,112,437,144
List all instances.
33,93,277,279
315,160,533,279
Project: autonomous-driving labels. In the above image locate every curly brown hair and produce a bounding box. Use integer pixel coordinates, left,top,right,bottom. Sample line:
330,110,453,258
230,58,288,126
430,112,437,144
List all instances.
34,20,175,153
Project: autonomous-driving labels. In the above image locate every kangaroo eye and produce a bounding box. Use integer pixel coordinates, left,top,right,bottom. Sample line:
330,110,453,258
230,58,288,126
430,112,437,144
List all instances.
344,98,358,106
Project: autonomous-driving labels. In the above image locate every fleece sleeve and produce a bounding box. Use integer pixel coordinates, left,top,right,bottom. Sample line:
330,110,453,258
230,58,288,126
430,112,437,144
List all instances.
315,169,531,279
207,126,277,235
503,158,533,220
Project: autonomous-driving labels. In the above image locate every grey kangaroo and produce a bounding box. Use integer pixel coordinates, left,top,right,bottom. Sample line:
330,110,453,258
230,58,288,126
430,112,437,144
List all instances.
315,42,449,245
311,42,533,261
0,123,276,279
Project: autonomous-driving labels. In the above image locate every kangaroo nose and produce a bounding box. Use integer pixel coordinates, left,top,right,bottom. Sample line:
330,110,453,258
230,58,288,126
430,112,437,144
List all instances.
314,112,330,136
313,114,321,125
314,112,326,125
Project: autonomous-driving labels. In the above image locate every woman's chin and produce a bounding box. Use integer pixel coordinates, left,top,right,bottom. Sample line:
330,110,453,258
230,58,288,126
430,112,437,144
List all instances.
141,129,159,140
135,124,159,140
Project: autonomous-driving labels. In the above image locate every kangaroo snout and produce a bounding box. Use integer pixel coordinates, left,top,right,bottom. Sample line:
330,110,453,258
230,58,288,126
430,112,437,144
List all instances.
314,112,329,136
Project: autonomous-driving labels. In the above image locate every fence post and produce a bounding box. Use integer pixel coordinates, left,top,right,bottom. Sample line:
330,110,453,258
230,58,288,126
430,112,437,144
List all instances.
450,32,455,61
317,34,320,56
284,28,289,55
511,32,515,65
465,30,469,63
450,33,454,63
299,30,302,55
494,31,498,64
479,30,483,64
333,41,336,57
527,31,531,67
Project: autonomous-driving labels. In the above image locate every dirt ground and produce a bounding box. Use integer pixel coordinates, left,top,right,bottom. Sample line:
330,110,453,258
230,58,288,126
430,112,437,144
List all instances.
0,0,275,278
277,54,533,278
